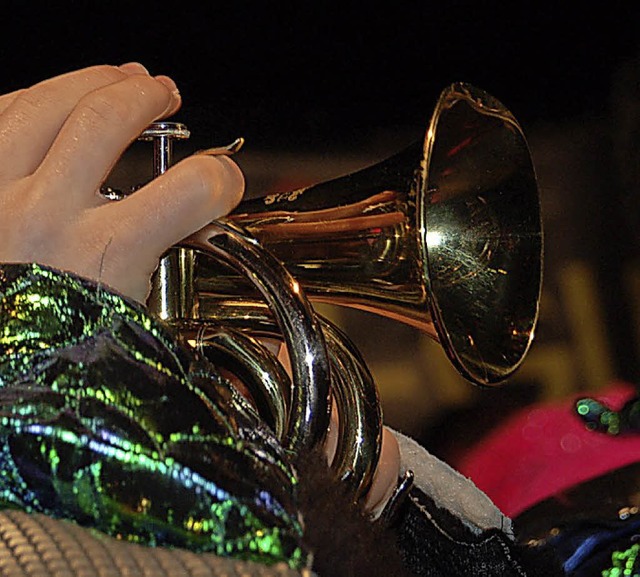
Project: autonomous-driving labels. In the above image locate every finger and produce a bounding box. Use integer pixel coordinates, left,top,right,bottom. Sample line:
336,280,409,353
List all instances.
36,73,180,203
0,88,24,115
99,155,243,289
366,427,401,515
112,155,244,252
0,64,149,182
0,65,144,117
0,65,146,115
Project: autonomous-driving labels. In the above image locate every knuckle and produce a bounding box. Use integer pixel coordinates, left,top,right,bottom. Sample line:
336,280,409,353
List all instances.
15,66,125,117
78,90,132,127
85,64,126,83
12,85,54,120
77,75,171,128
73,64,126,88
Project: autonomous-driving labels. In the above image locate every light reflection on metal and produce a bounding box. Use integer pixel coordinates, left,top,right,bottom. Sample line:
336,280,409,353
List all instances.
136,81,542,502
196,82,542,387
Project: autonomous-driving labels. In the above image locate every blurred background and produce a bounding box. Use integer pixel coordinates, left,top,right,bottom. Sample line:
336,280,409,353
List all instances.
1,2,639,465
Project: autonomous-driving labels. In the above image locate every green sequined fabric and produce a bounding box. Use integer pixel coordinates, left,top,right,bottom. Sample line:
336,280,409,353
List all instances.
0,263,309,570
576,396,640,436
602,543,640,577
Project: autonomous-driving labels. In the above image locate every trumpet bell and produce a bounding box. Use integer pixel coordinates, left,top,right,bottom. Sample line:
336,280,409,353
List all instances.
195,83,542,387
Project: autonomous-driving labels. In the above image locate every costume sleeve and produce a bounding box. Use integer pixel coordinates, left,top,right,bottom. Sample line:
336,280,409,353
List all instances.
0,263,309,571
0,263,567,577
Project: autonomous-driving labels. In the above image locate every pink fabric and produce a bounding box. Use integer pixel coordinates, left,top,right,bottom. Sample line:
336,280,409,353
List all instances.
455,382,640,518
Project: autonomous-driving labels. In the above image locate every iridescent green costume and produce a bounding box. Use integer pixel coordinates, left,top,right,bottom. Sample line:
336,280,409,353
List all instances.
0,263,309,570
0,262,582,577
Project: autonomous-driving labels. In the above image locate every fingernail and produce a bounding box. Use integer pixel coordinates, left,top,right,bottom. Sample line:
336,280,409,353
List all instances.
155,74,179,95
155,75,181,113
119,62,149,75
195,137,245,156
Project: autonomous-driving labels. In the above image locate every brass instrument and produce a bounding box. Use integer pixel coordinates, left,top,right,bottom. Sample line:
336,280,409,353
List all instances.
130,82,541,501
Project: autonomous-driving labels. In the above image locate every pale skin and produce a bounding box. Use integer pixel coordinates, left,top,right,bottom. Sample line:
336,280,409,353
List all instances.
0,63,399,514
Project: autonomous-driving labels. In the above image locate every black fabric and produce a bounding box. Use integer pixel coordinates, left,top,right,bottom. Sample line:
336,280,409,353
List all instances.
515,463,640,576
294,447,565,577
393,487,564,577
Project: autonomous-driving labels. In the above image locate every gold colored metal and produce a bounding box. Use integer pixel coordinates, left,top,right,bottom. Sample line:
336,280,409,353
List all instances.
136,81,542,501
195,299,383,501
195,82,542,387
140,125,333,455
176,318,291,439
181,221,332,454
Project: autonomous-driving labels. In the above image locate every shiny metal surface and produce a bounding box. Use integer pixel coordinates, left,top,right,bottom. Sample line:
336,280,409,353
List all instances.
135,81,542,500
139,121,190,175
195,82,542,386
180,221,332,454
133,121,382,498
144,122,194,321
195,299,383,500
139,125,331,457
176,319,291,439
319,314,382,499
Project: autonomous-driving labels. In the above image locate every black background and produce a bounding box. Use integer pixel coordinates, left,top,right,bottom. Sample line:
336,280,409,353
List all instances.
1,3,637,151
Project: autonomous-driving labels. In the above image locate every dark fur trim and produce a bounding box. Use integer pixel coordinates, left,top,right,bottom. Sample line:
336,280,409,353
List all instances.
294,447,564,577
294,447,415,577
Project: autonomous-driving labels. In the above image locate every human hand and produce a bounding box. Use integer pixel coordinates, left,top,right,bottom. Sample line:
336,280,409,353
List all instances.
0,63,244,302
0,63,401,516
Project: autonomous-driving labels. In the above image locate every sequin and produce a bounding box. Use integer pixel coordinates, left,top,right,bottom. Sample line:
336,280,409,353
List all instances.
576,398,621,434
0,263,309,569
575,394,640,437
603,543,640,576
